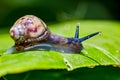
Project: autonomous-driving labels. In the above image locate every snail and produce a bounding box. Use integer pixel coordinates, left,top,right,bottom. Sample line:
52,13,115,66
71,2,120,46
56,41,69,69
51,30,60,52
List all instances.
4,15,100,54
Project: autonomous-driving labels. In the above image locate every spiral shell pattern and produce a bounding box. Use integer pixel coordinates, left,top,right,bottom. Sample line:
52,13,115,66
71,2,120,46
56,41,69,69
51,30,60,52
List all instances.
10,15,49,44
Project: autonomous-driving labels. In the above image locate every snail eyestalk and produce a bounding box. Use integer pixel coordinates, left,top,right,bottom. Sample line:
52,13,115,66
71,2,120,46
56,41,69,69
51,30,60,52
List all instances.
79,32,101,42
74,23,80,38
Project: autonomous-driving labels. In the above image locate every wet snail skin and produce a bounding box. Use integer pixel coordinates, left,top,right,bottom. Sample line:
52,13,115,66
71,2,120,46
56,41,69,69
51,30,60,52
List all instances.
4,15,100,54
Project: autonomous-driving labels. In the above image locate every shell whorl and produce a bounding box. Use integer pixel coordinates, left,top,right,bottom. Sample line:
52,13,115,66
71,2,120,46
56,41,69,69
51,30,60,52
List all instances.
10,15,50,44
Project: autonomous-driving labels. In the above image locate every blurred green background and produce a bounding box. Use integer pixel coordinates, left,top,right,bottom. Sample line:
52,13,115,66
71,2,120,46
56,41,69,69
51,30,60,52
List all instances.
0,0,120,27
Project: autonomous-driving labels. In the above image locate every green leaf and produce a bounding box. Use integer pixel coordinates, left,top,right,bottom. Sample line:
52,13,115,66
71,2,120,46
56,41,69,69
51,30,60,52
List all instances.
0,20,120,76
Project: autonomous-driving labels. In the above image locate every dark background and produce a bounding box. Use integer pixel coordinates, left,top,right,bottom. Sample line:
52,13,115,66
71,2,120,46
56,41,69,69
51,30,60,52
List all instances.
2,66,120,80
0,0,120,27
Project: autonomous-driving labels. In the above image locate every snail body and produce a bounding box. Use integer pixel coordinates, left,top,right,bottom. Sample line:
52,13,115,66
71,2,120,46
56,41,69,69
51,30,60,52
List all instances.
5,15,100,54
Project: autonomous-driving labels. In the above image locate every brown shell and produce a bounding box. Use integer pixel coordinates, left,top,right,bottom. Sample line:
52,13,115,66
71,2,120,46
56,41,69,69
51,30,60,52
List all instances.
10,15,50,45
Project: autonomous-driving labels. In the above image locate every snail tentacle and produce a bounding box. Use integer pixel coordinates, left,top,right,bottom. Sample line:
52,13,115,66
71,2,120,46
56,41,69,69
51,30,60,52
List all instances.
74,23,80,38
79,32,100,42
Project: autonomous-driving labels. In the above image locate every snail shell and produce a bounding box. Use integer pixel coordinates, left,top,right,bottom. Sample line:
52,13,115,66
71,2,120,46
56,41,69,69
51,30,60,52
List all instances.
10,15,49,43
10,15,50,50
